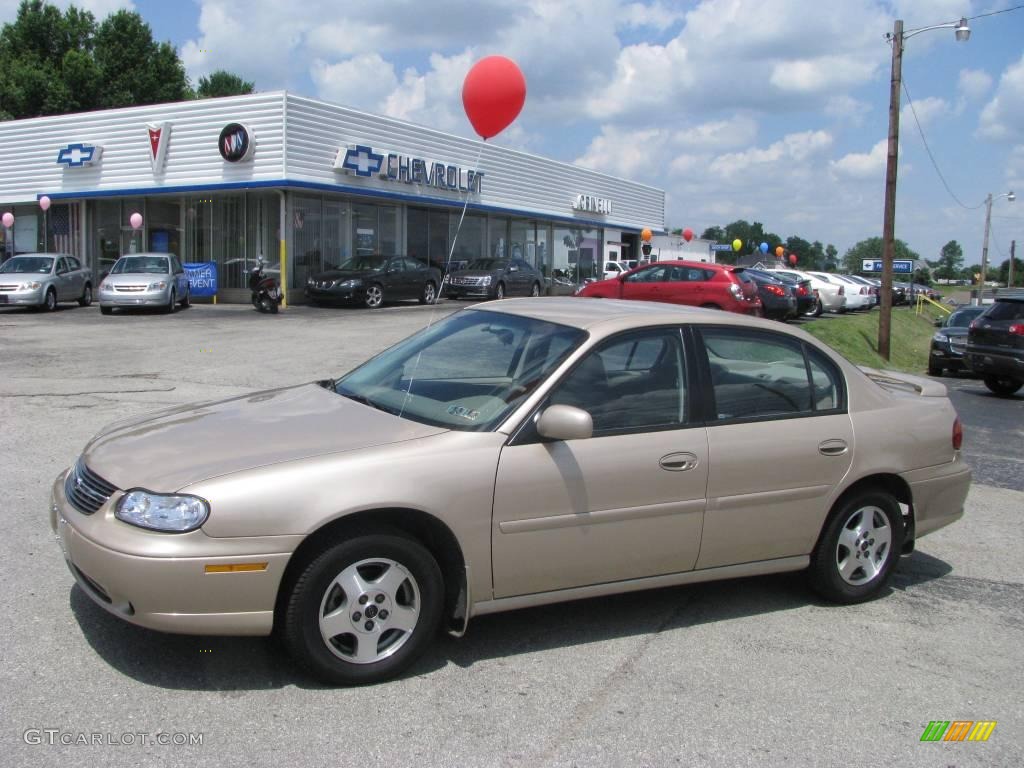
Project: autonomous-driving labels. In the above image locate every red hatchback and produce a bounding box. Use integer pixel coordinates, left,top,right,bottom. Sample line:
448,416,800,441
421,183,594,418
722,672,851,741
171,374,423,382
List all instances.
576,260,763,316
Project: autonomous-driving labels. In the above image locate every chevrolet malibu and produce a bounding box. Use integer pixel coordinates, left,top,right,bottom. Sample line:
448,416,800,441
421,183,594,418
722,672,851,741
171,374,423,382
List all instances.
51,298,971,685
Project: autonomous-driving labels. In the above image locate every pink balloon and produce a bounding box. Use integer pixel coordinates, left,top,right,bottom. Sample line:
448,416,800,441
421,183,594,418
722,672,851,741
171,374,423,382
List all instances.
1,212,13,228
39,195,51,211
130,212,143,230
462,56,527,140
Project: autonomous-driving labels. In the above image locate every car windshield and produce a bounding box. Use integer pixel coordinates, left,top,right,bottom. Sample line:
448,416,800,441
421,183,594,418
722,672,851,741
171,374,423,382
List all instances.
946,308,985,327
334,309,585,431
111,256,169,274
336,256,387,271
0,256,53,273
467,259,508,271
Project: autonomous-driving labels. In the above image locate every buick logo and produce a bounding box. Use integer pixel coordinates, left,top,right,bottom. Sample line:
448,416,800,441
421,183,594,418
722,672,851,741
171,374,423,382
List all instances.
219,123,254,163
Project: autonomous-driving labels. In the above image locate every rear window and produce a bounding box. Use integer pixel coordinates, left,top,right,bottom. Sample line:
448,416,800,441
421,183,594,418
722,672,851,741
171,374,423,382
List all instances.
983,300,1024,321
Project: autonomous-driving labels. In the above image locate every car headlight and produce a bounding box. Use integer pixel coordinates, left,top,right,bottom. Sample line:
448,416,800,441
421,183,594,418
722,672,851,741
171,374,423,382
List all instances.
115,490,209,532
19,281,42,290
147,281,168,290
932,332,949,342
338,279,361,288
481,276,492,286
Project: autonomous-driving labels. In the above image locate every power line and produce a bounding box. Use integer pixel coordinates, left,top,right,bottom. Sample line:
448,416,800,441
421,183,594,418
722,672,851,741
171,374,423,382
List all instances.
900,76,985,210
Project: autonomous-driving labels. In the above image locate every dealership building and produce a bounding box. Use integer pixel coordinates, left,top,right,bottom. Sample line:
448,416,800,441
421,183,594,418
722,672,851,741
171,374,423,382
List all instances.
0,92,666,302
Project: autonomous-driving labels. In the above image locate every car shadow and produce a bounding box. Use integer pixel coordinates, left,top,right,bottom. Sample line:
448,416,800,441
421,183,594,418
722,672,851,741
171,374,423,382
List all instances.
69,548,955,691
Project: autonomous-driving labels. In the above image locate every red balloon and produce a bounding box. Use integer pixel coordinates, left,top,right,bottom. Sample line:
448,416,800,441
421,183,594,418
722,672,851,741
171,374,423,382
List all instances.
462,56,526,140
682,228,693,242
789,254,797,265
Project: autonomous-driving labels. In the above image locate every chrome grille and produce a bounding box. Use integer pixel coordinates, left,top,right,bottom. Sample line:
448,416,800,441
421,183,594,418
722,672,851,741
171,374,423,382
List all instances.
64,459,119,515
114,285,146,292
0,284,21,291
950,337,967,353
450,276,485,286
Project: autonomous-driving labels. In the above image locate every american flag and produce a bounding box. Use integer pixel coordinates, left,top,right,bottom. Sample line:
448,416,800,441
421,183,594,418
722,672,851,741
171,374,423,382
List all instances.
49,203,81,255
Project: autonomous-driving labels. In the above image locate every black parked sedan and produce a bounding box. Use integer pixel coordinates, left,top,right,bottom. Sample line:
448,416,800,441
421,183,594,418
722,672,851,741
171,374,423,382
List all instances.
929,305,986,376
445,258,544,301
744,269,798,321
306,255,442,308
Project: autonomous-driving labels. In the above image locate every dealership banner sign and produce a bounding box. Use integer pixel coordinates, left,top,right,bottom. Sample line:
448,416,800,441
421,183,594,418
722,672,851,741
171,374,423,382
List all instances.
184,262,218,297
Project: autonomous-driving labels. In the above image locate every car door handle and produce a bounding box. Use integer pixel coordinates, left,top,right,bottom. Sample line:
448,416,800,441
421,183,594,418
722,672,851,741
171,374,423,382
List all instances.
659,452,699,471
818,439,848,456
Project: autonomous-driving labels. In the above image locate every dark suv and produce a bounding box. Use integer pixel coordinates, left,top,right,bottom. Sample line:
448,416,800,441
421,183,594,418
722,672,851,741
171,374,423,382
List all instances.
963,292,1024,396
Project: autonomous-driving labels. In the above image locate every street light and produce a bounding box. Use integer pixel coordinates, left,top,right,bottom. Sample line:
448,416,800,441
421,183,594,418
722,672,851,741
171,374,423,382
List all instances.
977,190,1015,302
878,16,970,361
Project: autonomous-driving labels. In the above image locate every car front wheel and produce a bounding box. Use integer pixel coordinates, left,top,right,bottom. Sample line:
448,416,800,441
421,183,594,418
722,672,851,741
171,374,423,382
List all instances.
43,288,57,312
78,284,92,307
984,376,1023,397
419,281,437,305
364,284,384,309
808,491,903,604
282,534,443,685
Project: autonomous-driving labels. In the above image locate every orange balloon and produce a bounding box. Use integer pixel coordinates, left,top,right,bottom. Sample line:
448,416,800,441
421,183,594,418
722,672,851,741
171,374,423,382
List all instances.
775,246,784,257
641,228,652,242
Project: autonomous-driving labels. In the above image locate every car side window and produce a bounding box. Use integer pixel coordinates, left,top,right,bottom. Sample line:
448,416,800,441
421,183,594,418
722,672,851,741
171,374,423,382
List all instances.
548,329,687,434
624,266,668,284
700,328,845,421
388,258,405,272
66,256,81,271
402,257,423,272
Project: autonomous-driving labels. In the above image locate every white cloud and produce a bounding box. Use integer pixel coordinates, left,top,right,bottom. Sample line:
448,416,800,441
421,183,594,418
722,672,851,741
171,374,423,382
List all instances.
901,96,949,128
825,95,871,124
310,55,399,114
978,54,1024,142
1,0,135,23
830,140,887,180
672,116,758,150
708,131,833,179
574,126,674,177
617,1,685,30
958,68,993,101
770,55,878,93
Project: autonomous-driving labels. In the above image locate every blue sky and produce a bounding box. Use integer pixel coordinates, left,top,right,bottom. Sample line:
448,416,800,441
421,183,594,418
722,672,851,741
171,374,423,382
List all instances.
4,0,1022,267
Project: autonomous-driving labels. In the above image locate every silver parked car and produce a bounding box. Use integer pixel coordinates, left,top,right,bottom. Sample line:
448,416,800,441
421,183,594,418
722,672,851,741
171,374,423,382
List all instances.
0,253,92,310
52,298,970,685
98,253,191,314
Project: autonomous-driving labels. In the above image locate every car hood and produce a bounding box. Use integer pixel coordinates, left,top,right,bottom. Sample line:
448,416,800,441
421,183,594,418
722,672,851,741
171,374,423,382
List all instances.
451,269,500,278
939,327,969,338
82,383,447,491
312,269,382,281
102,272,170,285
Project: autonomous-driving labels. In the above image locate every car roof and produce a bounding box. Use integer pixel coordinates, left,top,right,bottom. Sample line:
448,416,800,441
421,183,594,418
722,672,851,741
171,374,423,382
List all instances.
117,252,173,258
6,252,67,258
471,296,796,335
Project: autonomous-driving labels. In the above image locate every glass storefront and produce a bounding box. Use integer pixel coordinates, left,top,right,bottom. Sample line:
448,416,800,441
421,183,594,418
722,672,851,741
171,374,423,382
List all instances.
0,201,84,263
553,225,600,283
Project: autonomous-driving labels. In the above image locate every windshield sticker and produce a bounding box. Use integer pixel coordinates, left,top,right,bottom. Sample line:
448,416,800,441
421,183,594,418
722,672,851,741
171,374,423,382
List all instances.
447,405,480,421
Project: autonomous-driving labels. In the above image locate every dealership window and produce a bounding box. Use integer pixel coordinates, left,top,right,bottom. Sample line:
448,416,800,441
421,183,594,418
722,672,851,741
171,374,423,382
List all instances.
246,193,282,287
321,199,348,271
407,207,428,264
489,217,509,260
428,210,449,271
146,199,181,257
510,219,531,264
93,200,121,274
448,213,485,271
553,225,601,284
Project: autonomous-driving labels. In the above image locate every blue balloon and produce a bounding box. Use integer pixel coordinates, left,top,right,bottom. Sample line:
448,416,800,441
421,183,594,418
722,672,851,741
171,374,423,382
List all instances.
759,242,769,254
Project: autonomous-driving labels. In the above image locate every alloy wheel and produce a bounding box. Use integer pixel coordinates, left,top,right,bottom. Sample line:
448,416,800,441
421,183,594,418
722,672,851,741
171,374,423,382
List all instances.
365,285,383,309
835,505,892,586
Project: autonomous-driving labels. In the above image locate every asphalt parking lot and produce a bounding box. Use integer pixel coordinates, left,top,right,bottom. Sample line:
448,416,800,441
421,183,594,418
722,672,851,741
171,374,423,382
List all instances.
1,301,1021,767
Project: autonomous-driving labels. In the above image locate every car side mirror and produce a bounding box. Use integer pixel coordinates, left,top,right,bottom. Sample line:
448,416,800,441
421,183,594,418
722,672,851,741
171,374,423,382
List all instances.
537,405,593,441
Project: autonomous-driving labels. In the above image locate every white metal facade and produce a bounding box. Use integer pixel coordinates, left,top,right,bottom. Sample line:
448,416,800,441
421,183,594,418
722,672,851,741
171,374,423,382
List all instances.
0,91,665,233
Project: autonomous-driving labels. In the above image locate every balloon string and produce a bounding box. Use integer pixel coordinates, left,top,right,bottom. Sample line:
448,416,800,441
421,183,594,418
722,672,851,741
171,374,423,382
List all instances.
398,138,487,420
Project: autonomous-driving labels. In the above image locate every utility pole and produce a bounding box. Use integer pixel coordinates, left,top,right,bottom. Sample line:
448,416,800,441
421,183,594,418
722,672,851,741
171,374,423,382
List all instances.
1010,240,1017,287
879,19,903,361
980,192,993,302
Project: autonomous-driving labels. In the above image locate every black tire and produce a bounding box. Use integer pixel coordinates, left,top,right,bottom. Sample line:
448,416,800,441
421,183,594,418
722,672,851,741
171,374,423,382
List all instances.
493,282,505,301
259,295,274,313
100,306,113,315
530,282,541,297
364,283,384,309
418,281,437,305
78,284,92,307
808,490,904,604
983,376,1023,397
180,286,190,308
165,289,177,314
928,363,943,377
43,288,57,312
282,534,443,686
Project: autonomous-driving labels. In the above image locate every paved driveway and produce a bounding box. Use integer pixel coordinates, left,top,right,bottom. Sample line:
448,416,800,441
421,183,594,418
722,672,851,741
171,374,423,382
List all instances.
1,303,1021,767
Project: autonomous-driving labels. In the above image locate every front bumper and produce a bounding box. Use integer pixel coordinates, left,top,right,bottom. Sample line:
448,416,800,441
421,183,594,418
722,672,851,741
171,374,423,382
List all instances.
929,340,969,370
98,287,170,307
446,284,493,299
306,286,364,303
0,287,44,305
50,470,299,636
963,347,1024,378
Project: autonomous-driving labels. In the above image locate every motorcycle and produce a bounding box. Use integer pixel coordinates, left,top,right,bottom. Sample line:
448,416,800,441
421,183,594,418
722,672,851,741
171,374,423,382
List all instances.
249,260,281,314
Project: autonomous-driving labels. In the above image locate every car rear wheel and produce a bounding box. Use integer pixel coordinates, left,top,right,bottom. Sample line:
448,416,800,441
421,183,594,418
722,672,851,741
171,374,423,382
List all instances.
100,306,112,315
364,284,384,309
419,281,437,305
493,282,505,301
530,282,541,297
180,286,190,308
78,284,92,307
43,288,57,312
984,376,1022,397
282,534,443,685
165,289,177,314
808,491,903,604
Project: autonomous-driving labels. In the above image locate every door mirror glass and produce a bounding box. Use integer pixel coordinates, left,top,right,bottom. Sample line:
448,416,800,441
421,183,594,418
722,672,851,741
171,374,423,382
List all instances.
537,405,593,441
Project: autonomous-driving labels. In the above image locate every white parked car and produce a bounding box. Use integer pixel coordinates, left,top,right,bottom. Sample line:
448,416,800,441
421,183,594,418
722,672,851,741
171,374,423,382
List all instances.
602,261,634,280
768,268,847,314
808,272,871,312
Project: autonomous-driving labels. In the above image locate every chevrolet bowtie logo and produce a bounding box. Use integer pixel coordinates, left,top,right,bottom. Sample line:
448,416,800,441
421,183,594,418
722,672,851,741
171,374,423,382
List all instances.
56,143,103,168
338,145,384,177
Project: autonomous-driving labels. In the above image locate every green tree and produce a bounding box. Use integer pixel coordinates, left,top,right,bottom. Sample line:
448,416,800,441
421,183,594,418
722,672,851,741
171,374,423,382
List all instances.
841,237,920,275
785,235,812,268
196,70,255,99
93,10,188,108
929,240,963,281
998,257,1024,286
700,226,725,243
824,244,838,270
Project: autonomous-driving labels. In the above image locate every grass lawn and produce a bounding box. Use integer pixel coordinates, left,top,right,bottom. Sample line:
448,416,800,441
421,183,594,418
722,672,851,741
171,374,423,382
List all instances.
802,305,946,374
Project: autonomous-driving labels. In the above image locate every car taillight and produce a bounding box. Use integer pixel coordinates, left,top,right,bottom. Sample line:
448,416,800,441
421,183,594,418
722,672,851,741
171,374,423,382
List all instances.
797,285,808,296
1009,323,1024,336
729,283,742,298
952,417,963,450
838,286,845,296
764,284,786,296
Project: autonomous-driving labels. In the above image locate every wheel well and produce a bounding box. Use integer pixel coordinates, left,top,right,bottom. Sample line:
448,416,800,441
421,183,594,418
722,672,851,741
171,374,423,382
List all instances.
827,473,915,553
273,508,467,634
